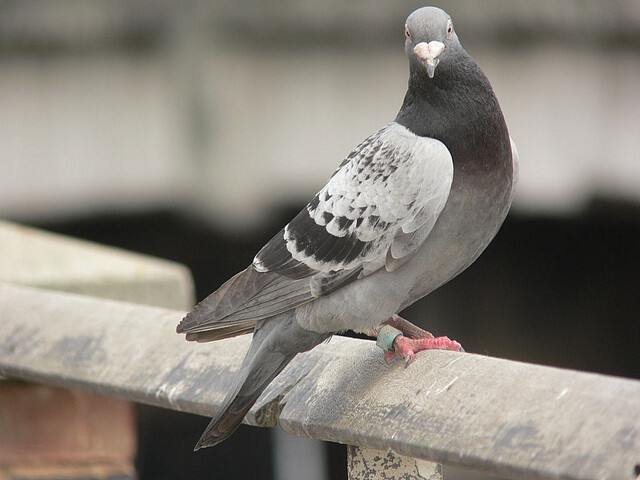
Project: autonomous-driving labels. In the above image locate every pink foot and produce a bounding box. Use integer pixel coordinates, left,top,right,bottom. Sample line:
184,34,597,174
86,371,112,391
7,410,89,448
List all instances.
386,335,463,365
376,318,464,366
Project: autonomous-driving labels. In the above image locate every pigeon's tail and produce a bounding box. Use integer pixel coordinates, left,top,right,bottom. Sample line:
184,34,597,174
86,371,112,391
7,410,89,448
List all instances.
194,310,329,450
193,352,292,450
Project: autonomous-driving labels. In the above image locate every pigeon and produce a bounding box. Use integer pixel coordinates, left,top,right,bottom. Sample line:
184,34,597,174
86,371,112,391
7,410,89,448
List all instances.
177,6,518,450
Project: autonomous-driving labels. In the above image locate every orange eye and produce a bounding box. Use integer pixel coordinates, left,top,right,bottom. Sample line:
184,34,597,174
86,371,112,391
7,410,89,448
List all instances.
404,24,411,40
446,20,453,39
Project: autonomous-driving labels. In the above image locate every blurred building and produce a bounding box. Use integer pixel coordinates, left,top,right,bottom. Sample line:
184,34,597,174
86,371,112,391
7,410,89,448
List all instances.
2,1,640,227
1,2,639,480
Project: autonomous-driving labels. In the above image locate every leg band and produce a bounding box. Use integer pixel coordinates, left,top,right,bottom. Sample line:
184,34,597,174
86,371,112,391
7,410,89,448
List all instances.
376,325,403,352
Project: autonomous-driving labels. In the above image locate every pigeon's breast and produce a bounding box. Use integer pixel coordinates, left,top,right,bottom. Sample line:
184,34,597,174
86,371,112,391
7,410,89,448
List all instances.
294,138,514,335
400,140,515,306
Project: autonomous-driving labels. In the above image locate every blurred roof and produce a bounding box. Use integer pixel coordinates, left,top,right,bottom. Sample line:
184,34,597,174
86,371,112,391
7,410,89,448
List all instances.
2,1,640,50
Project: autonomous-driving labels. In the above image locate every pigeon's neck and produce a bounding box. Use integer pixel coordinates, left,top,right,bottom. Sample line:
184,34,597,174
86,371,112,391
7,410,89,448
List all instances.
395,54,511,170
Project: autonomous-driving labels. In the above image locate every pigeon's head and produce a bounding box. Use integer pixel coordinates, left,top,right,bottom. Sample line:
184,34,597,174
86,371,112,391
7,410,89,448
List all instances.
404,7,460,79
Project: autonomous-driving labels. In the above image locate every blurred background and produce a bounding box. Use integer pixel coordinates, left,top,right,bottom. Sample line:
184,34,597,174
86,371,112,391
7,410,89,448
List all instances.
1,1,639,479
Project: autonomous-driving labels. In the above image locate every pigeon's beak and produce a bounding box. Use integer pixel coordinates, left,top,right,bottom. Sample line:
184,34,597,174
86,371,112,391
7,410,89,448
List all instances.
413,41,445,78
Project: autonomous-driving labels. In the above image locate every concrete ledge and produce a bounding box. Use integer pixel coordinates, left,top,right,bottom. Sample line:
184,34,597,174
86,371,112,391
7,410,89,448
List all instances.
1,284,639,480
0,220,194,310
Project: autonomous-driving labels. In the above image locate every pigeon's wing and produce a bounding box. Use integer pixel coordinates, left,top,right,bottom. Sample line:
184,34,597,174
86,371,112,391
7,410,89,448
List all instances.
177,122,453,341
177,267,312,341
255,122,453,291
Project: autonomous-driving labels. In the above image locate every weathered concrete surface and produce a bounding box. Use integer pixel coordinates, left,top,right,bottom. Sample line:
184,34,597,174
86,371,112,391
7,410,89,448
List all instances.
1,284,639,480
0,221,195,477
0,220,194,310
348,447,442,480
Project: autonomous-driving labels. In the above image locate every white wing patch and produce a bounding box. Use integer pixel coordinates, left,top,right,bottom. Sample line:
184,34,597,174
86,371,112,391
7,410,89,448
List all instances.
282,122,453,275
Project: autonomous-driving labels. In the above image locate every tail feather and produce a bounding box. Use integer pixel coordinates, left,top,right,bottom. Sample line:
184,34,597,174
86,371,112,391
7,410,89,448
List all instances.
194,352,295,449
193,311,329,450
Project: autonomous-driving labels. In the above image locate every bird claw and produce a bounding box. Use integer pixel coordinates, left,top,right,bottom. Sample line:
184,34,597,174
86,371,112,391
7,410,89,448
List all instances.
376,317,464,366
384,349,414,367
404,352,414,367
384,334,464,366
383,351,395,364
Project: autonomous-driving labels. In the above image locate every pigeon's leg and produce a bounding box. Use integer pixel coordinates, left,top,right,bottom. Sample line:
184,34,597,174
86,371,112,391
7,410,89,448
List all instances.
384,314,435,339
377,315,464,365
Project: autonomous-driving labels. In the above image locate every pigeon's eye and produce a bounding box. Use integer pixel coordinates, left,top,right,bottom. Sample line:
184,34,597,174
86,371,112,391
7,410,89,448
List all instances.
446,20,453,39
404,25,411,40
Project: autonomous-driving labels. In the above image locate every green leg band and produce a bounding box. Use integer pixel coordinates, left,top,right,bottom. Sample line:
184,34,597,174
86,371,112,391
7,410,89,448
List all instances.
376,325,403,352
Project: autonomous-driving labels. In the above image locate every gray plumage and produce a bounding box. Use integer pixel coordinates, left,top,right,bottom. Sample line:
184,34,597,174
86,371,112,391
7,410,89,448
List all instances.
177,6,518,449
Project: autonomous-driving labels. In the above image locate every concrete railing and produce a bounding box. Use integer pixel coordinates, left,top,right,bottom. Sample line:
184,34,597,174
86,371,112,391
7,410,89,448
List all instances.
0,220,196,479
1,222,640,479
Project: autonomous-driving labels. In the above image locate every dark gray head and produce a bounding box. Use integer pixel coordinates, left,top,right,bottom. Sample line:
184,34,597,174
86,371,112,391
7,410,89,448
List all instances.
404,7,463,79
396,7,508,163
